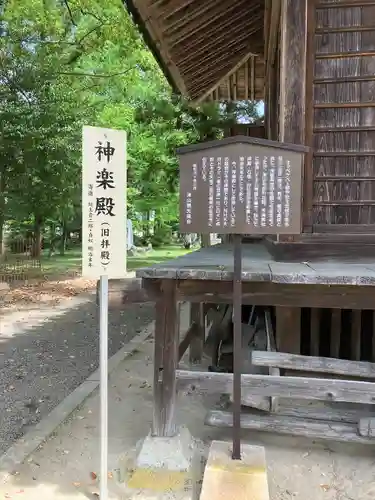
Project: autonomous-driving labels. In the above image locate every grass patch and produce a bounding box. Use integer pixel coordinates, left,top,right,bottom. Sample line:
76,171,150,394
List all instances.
1,245,192,281
127,245,192,271
40,249,82,275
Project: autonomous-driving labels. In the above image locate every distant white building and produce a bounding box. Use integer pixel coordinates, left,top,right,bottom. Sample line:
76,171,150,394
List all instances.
127,219,134,250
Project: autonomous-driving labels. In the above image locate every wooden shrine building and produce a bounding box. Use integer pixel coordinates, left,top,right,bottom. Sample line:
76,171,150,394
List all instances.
120,0,375,445
125,0,375,260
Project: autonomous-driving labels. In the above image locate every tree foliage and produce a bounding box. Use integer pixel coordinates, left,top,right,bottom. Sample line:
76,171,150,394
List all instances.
0,0,262,255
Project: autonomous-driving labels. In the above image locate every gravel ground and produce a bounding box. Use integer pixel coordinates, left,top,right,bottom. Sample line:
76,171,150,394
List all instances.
0,294,154,454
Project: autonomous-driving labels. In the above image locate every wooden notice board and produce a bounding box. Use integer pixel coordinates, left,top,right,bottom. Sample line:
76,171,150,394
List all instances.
178,136,309,235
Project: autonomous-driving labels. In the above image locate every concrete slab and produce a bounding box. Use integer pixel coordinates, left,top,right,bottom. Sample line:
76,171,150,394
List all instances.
199,440,269,500
120,427,195,499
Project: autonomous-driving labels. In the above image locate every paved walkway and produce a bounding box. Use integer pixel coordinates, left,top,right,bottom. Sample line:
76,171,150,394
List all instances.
0,294,154,454
1,323,375,499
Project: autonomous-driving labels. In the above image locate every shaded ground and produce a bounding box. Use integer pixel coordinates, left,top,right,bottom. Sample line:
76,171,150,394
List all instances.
0,244,190,455
3,329,375,500
0,277,154,455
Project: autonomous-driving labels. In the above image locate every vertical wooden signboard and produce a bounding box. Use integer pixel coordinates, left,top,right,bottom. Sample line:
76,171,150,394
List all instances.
177,135,307,459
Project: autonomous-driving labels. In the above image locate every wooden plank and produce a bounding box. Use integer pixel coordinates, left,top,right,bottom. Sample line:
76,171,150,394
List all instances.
351,310,362,361
251,351,375,379
205,410,374,445
279,401,373,424
189,303,205,363
152,280,179,437
136,242,375,286
275,307,301,354
176,369,375,404
330,309,341,358
310,308,320,356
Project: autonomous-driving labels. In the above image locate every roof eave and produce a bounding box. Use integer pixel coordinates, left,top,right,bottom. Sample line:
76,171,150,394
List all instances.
123,0,182,96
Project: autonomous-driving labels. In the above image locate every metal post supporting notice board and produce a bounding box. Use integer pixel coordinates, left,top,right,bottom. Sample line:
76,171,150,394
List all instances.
99,275,109,500
232,234,242,460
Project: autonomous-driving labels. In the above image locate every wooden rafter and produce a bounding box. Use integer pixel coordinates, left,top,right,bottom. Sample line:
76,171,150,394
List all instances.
125,0,265,102
195,52,259,104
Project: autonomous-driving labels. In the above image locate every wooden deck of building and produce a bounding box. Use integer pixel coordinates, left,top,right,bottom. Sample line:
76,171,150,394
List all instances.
136,241,375,286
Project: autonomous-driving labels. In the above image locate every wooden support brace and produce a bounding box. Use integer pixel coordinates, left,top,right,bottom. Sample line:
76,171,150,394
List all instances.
189,303,205,364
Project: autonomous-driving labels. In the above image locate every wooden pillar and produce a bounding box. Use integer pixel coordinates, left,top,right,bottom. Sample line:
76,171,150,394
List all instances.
201,233,210,247
279,0,307,144
189,303,205,364
152,280,178,437
276,306,301,354
279,0,307,240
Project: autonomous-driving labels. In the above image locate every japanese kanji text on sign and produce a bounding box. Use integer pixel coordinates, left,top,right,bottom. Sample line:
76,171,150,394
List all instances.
82,126,127,279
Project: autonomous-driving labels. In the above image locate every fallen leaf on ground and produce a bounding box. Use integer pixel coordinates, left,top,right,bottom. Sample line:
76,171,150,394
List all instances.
320,484,331,491
90,471,97,480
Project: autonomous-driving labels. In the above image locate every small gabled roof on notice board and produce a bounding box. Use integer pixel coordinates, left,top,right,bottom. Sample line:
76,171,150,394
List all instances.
176,135,310,156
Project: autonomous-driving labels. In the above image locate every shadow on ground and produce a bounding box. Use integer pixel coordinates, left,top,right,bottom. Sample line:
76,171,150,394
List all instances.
0,295,154,455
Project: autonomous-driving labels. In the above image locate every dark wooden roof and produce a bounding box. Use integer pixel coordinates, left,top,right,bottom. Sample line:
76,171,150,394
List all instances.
124,0,265,103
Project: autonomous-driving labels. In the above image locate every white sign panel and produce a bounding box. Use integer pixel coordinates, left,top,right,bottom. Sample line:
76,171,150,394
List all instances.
82,126,127,279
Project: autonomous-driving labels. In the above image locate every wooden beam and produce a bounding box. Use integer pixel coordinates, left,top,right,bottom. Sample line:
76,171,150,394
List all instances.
251,351,375,379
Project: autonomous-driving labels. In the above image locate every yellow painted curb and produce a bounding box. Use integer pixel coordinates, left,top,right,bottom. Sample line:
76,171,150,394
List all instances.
200,441,269,500
127,467,189,492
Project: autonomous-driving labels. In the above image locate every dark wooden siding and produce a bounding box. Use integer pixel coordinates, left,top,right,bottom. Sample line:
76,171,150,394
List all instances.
312,0,375,231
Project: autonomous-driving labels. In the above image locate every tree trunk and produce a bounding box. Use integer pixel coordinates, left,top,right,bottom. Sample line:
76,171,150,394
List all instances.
32,216,43,259
60,222,68,255
0,167,6,256
48,223,57,257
